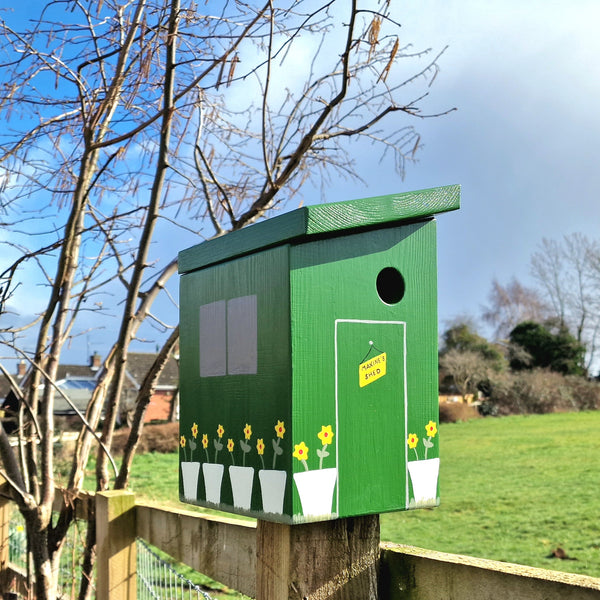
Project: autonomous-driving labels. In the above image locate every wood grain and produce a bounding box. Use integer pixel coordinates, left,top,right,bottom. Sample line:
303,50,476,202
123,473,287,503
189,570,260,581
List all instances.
136,502,257,598
257,515,380,600
178,184,459,273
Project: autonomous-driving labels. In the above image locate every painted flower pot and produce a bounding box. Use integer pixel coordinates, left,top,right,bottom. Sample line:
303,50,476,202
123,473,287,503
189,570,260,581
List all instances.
293,467,337,518
407,457,440,506
181,462,200,501
258,469,287,514
202,463,224,504
229,466,255,510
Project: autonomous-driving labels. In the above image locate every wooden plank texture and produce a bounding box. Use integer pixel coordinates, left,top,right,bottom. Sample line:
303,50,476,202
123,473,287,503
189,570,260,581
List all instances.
136,503,257,598
380,543,600,600
178,184,459,273
256,515,380,600
0,491,12,594
96,491,137,600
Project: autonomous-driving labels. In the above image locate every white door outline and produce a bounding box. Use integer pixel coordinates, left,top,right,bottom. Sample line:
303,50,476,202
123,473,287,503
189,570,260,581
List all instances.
334,319,409,513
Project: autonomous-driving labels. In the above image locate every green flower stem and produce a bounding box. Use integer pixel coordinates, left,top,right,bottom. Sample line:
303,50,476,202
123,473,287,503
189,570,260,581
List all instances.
413,448,419,461
319,444,329,470
273,438,281,469
301,459,309,472
425,436,431,460
259,455,265,470
204,448,210,463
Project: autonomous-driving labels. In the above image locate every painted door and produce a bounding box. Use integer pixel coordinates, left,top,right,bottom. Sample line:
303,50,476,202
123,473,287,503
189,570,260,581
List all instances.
335,319,407,517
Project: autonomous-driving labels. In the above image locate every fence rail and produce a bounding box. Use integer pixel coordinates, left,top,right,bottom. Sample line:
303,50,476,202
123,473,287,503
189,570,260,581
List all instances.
1,481,600,599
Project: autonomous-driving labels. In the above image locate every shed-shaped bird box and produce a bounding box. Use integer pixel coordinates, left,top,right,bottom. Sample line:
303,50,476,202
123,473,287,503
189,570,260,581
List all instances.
178,184,459,524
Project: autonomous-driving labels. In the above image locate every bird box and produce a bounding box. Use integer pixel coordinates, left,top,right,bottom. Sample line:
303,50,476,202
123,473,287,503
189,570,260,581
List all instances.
178,184,460,523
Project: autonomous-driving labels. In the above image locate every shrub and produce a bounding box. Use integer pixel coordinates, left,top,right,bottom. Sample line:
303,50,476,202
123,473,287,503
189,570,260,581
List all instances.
111,422,179,454
439,401,481,423
486,369,600,415
564,376,600,410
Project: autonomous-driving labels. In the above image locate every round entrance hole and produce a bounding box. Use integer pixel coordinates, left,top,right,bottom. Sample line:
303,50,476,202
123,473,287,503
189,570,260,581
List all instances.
376,267,405,305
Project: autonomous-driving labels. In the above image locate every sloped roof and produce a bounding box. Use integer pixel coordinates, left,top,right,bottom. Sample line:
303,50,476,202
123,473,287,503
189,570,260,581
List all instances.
0,375,17,400
1,352,179,402
56,364,98,379
125,352,179,390
179,184,460,273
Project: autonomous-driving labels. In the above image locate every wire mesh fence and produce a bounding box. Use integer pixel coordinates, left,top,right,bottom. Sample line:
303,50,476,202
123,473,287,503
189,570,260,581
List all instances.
8,512,216,600
137,538,214,600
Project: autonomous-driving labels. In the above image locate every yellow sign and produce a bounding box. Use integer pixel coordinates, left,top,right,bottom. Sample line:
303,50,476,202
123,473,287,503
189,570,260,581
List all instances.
359,352,387,387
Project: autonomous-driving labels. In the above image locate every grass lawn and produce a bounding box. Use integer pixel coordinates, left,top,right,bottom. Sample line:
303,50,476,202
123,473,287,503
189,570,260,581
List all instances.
121,411,600,580
381,410,600,577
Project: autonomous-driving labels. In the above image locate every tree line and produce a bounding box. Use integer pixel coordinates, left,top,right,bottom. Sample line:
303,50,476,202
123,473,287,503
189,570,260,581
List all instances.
441,233,600,415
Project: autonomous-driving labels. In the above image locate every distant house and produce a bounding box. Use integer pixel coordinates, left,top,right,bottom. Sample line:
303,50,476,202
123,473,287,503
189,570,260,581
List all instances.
1,352,179,431
121,352,179,422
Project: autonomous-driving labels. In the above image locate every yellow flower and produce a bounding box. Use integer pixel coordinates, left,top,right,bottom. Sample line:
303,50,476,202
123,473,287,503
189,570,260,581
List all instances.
406,433,418,449
293,441,309,461
244,424,252,440
180,435,186,448
256,438,265,455
275,420,285,439
202,433,208,449
191,422,198,438
317,425,334,445
217,424,225,438
425,420,437,438
227,438,235,452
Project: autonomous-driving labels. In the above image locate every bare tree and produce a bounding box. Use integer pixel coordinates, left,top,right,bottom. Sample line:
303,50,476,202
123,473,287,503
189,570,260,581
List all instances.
0,1,452,597
439,349,490,401
481,277,549,341
531,234,600,372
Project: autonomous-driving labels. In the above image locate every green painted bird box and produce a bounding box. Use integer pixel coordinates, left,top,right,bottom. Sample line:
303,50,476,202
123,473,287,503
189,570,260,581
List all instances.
178,184,460,524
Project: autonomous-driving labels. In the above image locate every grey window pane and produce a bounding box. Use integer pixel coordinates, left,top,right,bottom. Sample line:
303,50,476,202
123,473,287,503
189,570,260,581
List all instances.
227,295,257,375
199,300,227,377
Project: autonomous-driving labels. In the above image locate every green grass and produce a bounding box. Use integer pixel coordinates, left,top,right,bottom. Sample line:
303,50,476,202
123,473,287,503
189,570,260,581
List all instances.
381,411,600,577
121,412,600,580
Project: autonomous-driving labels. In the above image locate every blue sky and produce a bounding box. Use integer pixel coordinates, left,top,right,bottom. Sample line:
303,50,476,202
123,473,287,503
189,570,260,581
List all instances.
323,0,600,334
2,1,600,367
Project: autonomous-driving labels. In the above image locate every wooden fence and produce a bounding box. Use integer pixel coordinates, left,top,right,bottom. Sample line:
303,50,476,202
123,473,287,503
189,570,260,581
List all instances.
1,485,600,599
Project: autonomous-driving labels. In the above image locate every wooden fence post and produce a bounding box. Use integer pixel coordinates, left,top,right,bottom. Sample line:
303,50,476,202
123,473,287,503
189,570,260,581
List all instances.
256,514,380,600
96,490,136,600
0,489,12,594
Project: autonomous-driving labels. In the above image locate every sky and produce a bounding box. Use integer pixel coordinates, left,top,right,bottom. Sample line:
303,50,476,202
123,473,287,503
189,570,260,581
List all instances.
322,0,600,335
2,0,600,369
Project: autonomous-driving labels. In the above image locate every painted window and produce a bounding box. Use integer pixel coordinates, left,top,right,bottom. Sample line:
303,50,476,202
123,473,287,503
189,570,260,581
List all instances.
199,295,257,377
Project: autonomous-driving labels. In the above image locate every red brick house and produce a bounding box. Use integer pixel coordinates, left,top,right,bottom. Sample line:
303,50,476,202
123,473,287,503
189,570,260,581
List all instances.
1,352,179,429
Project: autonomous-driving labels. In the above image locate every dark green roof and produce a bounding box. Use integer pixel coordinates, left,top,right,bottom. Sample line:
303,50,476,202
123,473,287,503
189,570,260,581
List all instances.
178,184,460,273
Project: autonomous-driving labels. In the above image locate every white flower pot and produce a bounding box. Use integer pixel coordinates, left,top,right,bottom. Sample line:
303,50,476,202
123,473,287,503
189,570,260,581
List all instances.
229,465,255,510
202,463,224,505
258,469,287,514
293,468,337,518
407,457,440,506
181,462,200,501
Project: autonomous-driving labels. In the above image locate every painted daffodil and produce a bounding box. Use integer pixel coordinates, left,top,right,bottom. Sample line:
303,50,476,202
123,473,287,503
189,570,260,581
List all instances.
293,441,309,463
244,424,252,440
425,421,437,438
317,425,334,445
257,438,265,469
275,420,285,439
